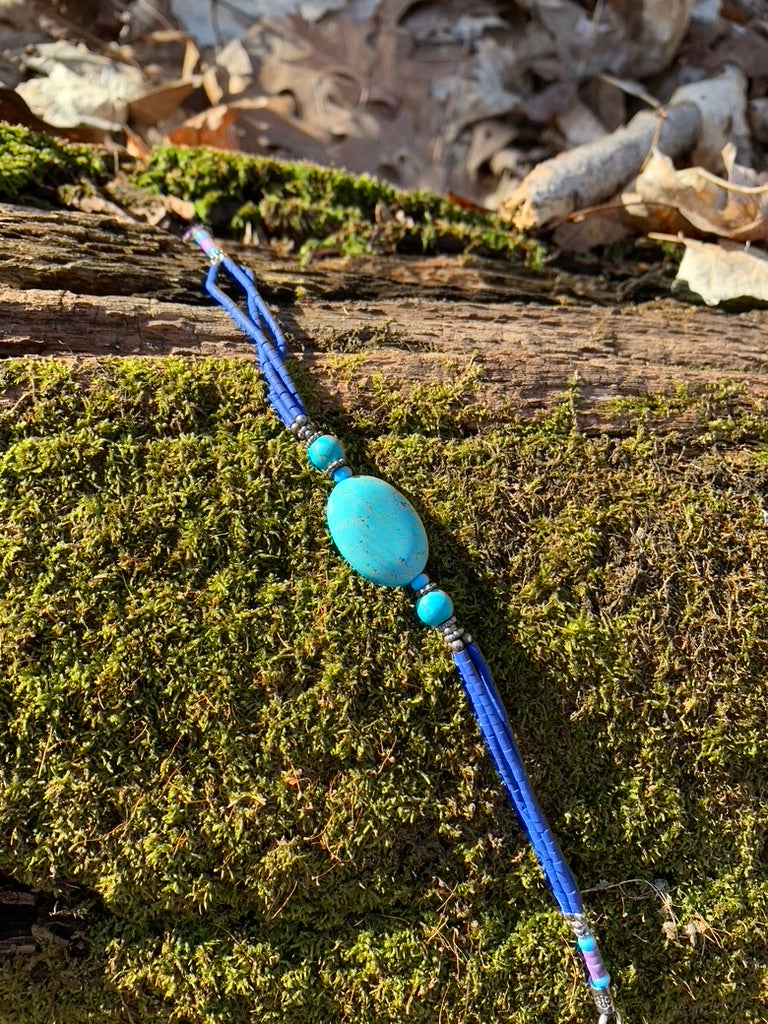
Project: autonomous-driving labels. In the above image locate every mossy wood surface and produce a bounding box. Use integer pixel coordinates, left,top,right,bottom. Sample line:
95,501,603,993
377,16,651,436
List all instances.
1,202,768,435
0,359,767,1023
1,124,768,1023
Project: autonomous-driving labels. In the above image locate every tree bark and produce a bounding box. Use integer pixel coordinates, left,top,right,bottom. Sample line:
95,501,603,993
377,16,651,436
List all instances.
1,203,767,434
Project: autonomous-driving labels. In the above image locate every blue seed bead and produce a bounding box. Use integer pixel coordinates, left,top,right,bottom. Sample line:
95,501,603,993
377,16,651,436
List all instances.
307,434,345,472
577,937,596,952
409,572,430,592
589,976,611,990
332,465,353,482
415,589,454,627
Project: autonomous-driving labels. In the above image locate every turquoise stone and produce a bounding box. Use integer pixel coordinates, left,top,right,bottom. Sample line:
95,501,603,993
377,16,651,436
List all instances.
415,589,454,626
307,434,345,472
326,475,428,587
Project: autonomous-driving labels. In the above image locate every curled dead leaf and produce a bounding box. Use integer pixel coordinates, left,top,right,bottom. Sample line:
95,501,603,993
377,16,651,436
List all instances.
635,150,768,242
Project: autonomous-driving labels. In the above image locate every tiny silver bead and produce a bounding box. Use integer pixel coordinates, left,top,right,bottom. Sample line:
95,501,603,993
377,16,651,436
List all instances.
415,581,437,598
296,421,320,443
289,415,309,435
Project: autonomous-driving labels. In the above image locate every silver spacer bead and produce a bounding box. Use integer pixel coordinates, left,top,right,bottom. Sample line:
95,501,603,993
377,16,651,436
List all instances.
289,415,309,435
565,914,590,939
291,418,322,445
438,616,459,636
414,581,437,599
325,457,346,474
437,616,472,652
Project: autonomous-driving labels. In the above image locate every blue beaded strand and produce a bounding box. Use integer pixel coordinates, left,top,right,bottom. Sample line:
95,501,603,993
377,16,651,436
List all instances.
185,226,620,1024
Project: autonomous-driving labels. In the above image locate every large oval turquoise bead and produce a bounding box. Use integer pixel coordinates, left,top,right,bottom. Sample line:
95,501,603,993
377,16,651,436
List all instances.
326,475,428,587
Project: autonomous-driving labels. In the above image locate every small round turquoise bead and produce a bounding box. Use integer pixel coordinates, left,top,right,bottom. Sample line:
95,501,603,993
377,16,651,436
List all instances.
415,589,454,627
332,465,353,482
307,434,345,472
326,475,428,587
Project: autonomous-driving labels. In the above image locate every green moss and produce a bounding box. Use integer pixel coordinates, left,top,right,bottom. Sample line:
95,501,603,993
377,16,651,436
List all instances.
1,358,768,1023
132,146,544,265
0,124,543,265
0,123,107,205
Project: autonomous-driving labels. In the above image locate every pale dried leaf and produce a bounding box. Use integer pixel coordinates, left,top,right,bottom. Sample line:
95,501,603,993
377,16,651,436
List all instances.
609,0,696,75
635,149,768,241
445,35,523,126
556,101,607,148
202,66,225,106
465,120,518,180
596,72,660,110
668,64,750,170
215,38,254,84
16,40,146,128
167,0,350,47
401,0,506,43
749,98,768,144
670,237,768,306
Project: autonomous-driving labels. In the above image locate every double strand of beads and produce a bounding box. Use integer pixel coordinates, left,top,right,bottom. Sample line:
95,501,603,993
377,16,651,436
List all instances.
186,226,620,1024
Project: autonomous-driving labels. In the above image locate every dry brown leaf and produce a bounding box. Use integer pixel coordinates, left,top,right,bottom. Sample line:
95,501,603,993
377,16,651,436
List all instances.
128,80,197,128
553,210,633,251
616,189,691,236
259,15,405,121
166,96,330,163
634,149,768,242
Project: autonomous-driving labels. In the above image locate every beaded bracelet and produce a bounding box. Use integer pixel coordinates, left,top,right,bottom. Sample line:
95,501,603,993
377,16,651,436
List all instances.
186,225,621,1023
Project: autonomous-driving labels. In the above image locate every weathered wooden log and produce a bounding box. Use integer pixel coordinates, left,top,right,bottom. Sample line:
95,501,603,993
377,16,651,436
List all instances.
1,204,767,434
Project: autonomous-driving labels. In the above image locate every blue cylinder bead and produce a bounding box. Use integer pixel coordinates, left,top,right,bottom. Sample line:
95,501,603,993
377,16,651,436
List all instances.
409,572,430,592
415,588,454,627
307,434,345,472
325,475,428,587
577,937,596,952
333,465,353,482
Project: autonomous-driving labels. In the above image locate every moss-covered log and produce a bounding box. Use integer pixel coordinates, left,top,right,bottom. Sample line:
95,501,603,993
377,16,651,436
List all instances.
1,358,768,1023
1,124,768,1023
